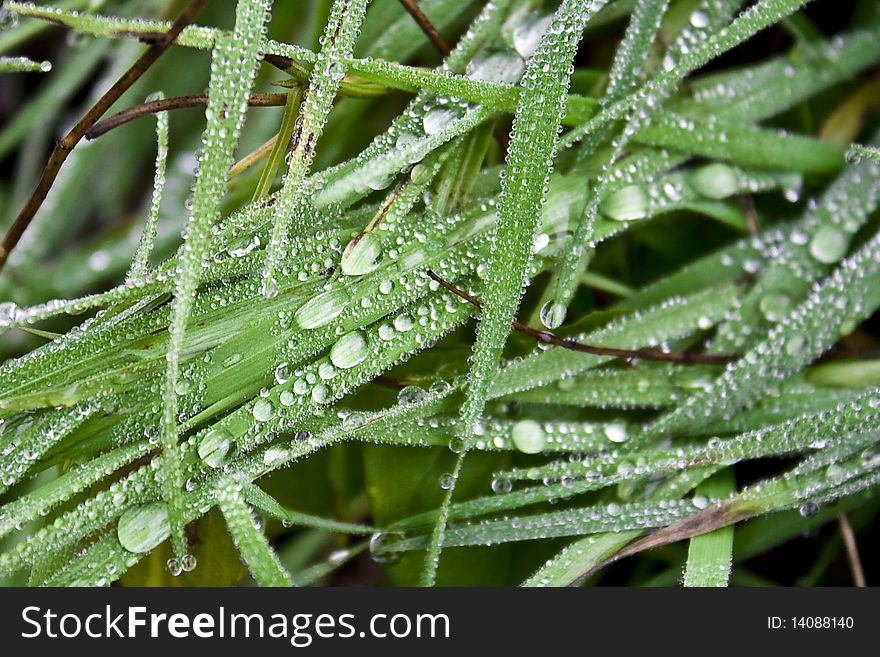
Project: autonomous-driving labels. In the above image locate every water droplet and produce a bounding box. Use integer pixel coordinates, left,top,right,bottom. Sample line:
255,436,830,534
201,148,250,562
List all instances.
449,436,465,453
198,427,232,468
398,386,425,404
341,233,382,276
491,477,513,494
117,503,170,553
329,331,369,369
423,108,457,135
511,419,546,454
539,300,566,329
342,411,367,430
439,473,455,490
758,293,792,323
295,288,349,329
0,8,20,31
601,185,648,221
604,422,628,443
166,558,182,577
809,226,847,264
512,12,553,58
845,149,862,165
691,163,738,199
689,10,709,28
785,335,805,356
369,531,403,564
692,495,709,510
799,502,819,517
393,314,414,332
252,398,275,422
181,554,197,572
274,362,291,385
311,384,329,404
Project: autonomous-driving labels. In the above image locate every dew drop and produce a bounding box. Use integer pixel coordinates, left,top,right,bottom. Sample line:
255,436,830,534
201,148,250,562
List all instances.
691,163,738,199
604,422,628,443
117,503,170,553
511,419,546,454
329,331,369,368
295,288,349,329
369,531,403,564
274,362,291,385
341,233,382,276
758,293,792,323
198,427,232,468
312,384,329,404
809,225,847,264
491,477,513,494
252,398,275,422
799,502,819,517
398,386,425,404
601,185,648,221
342,411,367,430
539,300,566,329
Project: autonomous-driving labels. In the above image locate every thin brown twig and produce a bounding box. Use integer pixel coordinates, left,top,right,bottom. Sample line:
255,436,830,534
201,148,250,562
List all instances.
396,0,509,151
738,194,760,237
0,0,211,272
837,513,867,587
398,0,451,56
426,270,739,365
86,92,289,140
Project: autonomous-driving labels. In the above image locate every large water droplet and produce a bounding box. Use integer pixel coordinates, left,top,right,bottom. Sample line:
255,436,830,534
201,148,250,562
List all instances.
511,419,546,454
398,386,425,404
512,12,553,58
341,233,382,276
369,531,404,564
295,288,349,329
809,226,847,264
252,398,275,422
117,503,170,553
423,108,457,135
329,331,369,369
691,163,738,199
758,293,792,323
539,300,566,329
601,185,648,221
604,422,628,443
198,427,233,468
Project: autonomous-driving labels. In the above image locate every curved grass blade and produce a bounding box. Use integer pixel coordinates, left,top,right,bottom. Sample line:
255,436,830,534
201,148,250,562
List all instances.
127,94,169,281
216,477,293,587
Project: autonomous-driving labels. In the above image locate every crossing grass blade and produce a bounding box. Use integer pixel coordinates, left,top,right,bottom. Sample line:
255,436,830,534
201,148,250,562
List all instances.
1,0,879,588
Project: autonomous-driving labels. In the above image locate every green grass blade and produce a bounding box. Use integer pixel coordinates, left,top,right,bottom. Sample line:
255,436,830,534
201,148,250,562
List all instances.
216,477,293,587
160,0,273,562
260,0,369,296
127,95,169,281
683,469,735,587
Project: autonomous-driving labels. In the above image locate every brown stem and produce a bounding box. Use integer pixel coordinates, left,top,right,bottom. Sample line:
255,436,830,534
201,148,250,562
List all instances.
0,0,211,272
396,0,508,150
398,0,451,56
738,194,760,237
838,513,867,587
86,92,289,140
426,270,739,365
